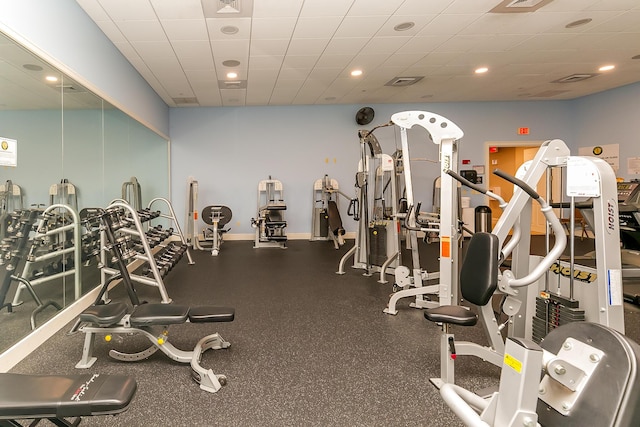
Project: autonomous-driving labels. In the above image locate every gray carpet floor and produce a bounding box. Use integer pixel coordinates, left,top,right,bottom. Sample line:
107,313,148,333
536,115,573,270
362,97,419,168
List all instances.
7,237,640,426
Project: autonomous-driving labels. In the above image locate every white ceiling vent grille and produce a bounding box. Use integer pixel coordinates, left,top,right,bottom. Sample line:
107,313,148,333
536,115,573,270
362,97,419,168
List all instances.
490,0,553,13
218,80,248,89
552,73,599,83
385,76,424,87
202,0,253,18
172,97,199,106
217,0,240,14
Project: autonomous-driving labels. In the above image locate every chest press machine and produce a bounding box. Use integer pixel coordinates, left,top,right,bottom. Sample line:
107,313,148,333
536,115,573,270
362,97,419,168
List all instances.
71,208,235,394
425,165,638,426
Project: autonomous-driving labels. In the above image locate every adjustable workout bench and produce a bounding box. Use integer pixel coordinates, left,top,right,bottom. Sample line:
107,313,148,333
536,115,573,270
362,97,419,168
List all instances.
75,302,235,393
0,372,136,426
72,207,235,394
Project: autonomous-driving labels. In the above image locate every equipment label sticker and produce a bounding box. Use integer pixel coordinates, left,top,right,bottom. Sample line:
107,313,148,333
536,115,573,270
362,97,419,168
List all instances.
504,353,522,373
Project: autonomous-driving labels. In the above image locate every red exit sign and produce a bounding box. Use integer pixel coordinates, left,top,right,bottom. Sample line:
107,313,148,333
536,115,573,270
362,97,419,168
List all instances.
518,127,530,135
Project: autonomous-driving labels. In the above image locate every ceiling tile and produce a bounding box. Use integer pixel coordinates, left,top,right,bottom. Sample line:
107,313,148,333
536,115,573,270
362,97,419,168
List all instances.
361,36,412,55
418,13,481,35
250,39,290,56
299,0,354,17
323,38,369,55
334,16,389,38
97,0,156,20
150,0,204,19
248,55,285,69
252,0,303,18
116,20,167,42
348,0,405,16
251,17,297,39
286,39,330,55
160,19,208,40
293,17,343,38
282,55,319,69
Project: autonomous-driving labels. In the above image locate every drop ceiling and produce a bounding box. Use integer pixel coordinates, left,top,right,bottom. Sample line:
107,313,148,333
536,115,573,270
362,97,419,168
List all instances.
75,0,640,107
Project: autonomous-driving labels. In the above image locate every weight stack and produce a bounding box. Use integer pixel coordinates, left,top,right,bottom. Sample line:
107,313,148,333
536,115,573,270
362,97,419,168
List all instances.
532,292,585,343
368,224,387,267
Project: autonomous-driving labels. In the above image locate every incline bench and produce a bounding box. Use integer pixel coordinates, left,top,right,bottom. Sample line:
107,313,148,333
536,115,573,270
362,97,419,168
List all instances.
0,373,136,426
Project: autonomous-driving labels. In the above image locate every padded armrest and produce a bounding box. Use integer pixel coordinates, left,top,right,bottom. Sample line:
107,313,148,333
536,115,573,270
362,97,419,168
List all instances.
0,373,136,419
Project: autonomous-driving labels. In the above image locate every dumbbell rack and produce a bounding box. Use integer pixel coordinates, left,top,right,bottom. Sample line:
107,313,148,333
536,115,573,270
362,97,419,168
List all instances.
12,204,83,308
99,199,192,304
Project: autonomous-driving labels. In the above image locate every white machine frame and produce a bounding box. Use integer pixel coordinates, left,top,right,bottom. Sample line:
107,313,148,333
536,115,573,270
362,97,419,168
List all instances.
384,111,464,314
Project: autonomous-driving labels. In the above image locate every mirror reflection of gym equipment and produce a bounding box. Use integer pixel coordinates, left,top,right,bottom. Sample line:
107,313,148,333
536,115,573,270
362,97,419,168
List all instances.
251,176,288,249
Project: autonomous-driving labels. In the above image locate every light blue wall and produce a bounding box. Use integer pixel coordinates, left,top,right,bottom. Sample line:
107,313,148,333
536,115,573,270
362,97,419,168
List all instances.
572,82,640,180
0,0,169,138
170,100,575,236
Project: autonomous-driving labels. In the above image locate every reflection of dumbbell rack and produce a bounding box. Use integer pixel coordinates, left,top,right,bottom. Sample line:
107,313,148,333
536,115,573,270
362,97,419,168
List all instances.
13,204,83,307
0,209,63,329
99,199,192,304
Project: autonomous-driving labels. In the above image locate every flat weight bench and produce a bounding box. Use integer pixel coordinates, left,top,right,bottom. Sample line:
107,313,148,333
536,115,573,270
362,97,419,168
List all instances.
0,373,136,426
75,302,235,393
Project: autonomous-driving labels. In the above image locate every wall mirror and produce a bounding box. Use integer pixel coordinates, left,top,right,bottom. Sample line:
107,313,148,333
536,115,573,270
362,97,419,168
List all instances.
0,30,169,358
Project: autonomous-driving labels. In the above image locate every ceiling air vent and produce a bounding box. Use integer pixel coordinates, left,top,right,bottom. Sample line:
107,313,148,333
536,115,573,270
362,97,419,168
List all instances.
384,76,424,87
552,73,599,83
172,97,199,106
218,80,247,89
490,0,553,13
202,0,253,18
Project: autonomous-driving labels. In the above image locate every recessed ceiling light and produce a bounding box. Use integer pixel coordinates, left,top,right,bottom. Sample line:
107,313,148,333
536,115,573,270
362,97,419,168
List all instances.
220,25,239,35
598,64,615,71
226,72,238,79
23,63,43,71
565,18,592,28
222,59,241,67
45,75,58,82
351,69,363,77
394,22,415,31
475,67,489,74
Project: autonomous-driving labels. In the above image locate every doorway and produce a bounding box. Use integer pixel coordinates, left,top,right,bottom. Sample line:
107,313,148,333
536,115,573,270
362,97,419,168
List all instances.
485,141,549,234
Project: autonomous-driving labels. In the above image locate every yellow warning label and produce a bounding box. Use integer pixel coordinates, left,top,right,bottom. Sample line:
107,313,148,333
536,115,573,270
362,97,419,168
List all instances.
504,353,522,373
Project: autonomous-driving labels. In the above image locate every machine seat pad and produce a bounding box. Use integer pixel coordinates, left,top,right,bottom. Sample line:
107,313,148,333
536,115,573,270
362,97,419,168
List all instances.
129,303,189,327
265,221,287,227
262,203,286,211
0,373,137,419
79,303,128,326
188,306,235,323
424,305,478,326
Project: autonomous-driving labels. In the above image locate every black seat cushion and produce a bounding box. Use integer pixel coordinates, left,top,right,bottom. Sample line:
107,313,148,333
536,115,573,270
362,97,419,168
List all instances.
424,305,478,326
79,303,128,327
0,373,136,418
188,306,235,323
129,303,189,327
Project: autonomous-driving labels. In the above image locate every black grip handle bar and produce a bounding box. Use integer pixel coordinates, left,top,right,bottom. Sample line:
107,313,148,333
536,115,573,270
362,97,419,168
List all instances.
492,169,540,200
445,170,487,194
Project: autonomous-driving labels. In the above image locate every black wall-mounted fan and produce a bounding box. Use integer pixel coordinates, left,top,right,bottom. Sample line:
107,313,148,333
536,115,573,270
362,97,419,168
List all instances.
355,107,375,125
